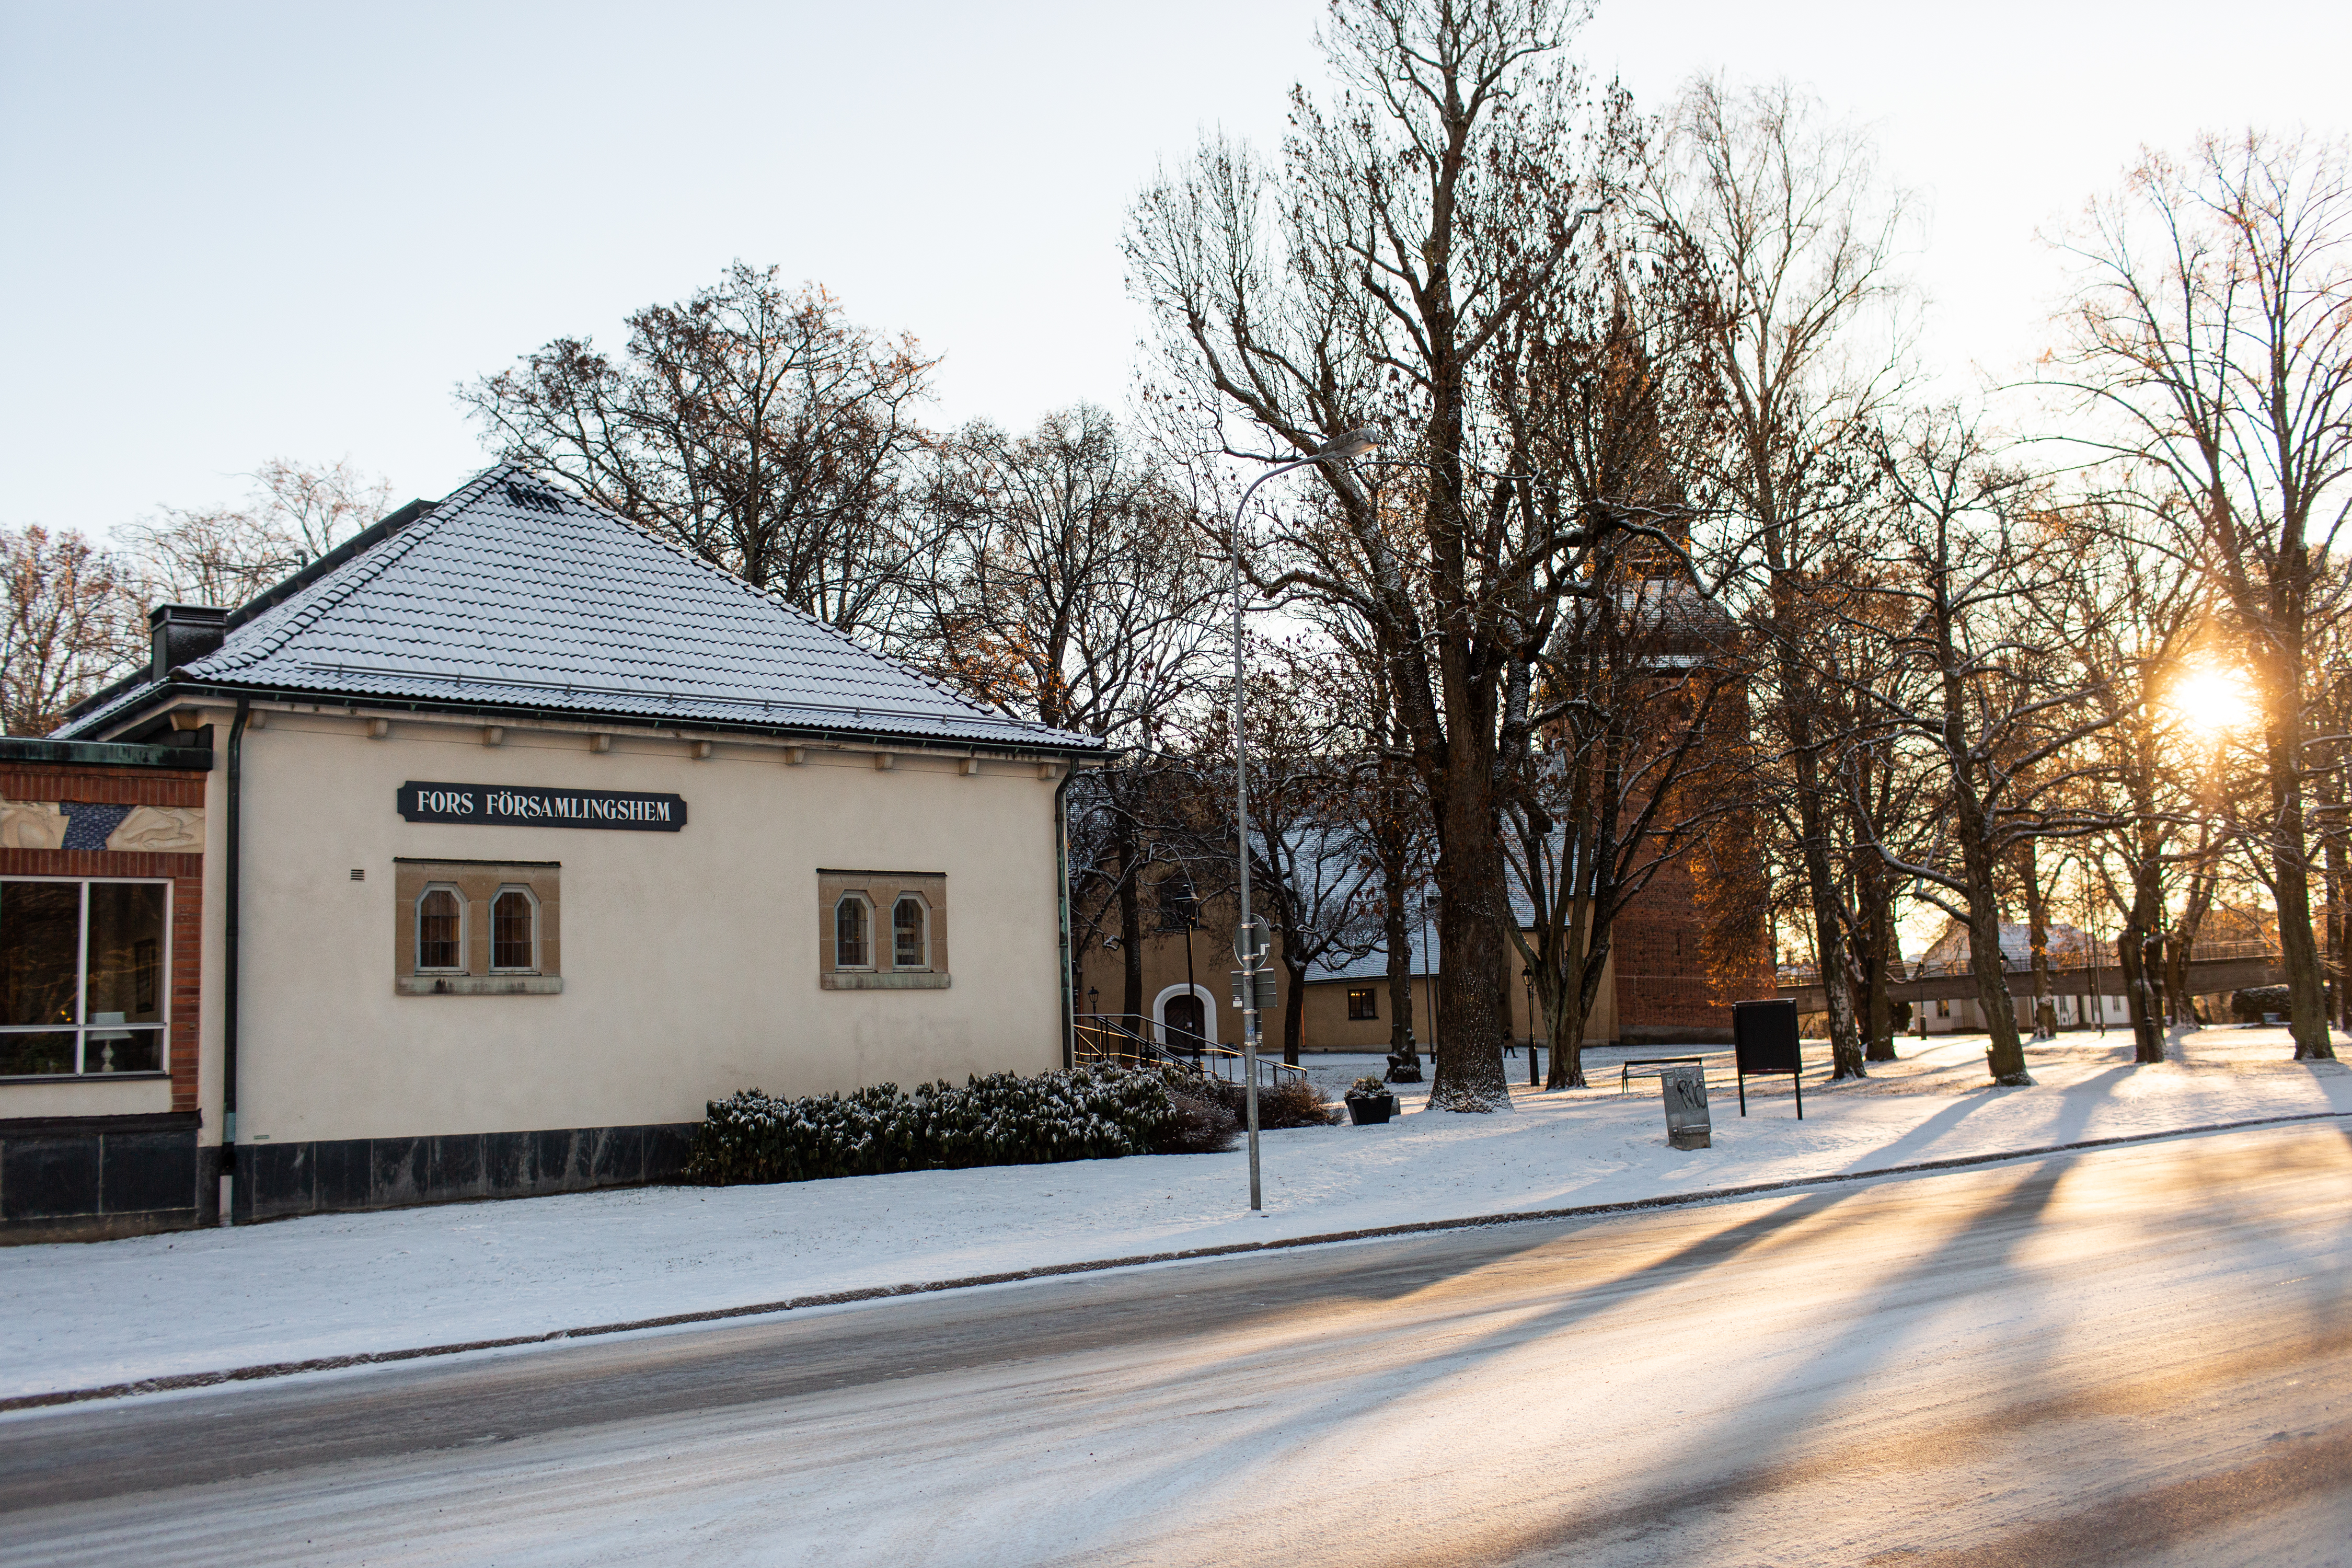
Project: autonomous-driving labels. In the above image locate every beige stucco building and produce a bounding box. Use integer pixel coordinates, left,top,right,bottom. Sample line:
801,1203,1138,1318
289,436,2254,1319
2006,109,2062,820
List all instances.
2,467,1096,1239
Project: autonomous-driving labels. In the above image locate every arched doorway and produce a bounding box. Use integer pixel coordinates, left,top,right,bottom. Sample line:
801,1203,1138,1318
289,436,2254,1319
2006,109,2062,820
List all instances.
1164,991,1206,1054
1153,983,1216,1055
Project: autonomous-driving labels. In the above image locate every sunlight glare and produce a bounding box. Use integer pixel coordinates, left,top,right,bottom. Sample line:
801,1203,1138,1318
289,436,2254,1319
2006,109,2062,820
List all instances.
2162,665,2255,736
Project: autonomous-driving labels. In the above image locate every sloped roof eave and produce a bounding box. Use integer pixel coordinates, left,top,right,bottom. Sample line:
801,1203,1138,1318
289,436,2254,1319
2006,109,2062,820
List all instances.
59,674,1103,755
55,464,1102,756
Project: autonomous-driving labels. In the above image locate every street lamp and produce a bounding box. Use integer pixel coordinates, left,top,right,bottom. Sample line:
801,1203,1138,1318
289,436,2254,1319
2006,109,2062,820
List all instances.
1232,427,1380,1214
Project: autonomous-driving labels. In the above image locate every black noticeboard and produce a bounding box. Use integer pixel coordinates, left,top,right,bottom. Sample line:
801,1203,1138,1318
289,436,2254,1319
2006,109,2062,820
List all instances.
1732,998,1804,1119
398,781,687,832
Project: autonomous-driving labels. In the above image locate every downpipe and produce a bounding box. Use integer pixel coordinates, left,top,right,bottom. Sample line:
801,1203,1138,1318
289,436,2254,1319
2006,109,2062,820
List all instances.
219,699,248,1225
1055,760,1080,1071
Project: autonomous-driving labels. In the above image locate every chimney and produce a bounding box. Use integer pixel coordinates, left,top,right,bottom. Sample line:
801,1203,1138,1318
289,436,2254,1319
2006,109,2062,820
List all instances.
149,604,230,683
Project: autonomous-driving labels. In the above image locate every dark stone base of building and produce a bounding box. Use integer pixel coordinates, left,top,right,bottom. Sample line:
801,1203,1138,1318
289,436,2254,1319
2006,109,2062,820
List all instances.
232,1122,698,1224
1,1112,204,1244
2,1116,696,1240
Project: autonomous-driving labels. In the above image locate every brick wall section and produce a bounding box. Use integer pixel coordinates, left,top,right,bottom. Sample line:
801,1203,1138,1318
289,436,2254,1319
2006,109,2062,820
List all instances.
1612,854,1721,1034
0,847,205,1114
0,764,206,808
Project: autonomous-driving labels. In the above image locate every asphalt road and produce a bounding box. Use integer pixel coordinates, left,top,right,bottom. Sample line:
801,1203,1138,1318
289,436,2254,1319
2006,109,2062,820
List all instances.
3,1121,2348,1566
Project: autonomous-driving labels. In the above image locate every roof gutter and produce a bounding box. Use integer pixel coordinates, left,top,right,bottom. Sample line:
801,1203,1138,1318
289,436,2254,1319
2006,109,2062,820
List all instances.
79,682,1106,763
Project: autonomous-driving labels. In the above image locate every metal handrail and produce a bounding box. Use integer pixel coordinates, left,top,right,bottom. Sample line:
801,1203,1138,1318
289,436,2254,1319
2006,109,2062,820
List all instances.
1074,1013,1306,1088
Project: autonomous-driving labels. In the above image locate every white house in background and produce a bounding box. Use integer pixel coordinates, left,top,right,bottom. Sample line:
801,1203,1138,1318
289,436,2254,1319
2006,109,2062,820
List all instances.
4,466,1099,1240
1913,918,2131,1034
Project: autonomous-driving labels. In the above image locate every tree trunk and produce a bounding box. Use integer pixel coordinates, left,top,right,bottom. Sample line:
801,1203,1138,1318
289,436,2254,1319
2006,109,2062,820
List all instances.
2331,822,2350,1031
1281,954,1307,1068
2263,675,2335,1059
2316,747,2349,1029
1774,632,1865,1078
1543,893,1598,1091
1961,889,2030,1085
1859,851,1898,1062
1115,806,1144,1023
1949,768,2029,1083
2017,839,2059,1040
2118,866,2167,1064
1427,729,1513,1111
2166,869,2215,1028
1382,852,1420,1079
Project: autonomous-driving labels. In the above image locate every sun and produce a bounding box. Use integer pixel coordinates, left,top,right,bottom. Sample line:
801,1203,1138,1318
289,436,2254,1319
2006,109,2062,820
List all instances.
2162,665,2256,736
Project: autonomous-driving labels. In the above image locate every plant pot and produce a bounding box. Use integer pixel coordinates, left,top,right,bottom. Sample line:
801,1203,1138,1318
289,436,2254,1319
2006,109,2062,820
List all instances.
1346,1094,1396,1125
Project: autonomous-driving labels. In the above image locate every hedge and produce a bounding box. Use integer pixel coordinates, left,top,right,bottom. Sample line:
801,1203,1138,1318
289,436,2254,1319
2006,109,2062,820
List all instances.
684,1063,1238,1186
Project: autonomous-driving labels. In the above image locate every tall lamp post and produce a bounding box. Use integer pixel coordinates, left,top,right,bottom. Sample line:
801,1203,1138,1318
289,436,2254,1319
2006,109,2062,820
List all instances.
1232,428,1381,1213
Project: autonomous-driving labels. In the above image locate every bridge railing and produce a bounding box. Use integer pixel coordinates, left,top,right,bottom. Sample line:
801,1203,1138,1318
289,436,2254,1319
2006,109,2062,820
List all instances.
1776,940,2283,989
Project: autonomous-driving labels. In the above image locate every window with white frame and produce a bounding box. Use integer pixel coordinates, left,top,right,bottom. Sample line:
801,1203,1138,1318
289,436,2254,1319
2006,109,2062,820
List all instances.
892,894,929,971
416,885,465,972
491,886,538,972
393,859,561,995
0,877,168,1077
818,869,949,989
835,893,873,970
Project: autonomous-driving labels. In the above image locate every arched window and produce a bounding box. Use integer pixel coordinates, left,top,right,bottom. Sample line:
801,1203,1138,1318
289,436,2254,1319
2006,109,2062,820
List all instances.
417,886,463,972
835,894,872,970
893,894,928,970
492,886,537,972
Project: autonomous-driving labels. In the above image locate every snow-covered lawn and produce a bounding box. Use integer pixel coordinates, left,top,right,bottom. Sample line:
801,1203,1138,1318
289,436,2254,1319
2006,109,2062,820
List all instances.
3,1025,2345,1403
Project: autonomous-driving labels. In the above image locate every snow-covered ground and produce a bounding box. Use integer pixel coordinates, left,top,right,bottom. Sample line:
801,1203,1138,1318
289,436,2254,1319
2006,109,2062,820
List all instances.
3,1025,2345,1403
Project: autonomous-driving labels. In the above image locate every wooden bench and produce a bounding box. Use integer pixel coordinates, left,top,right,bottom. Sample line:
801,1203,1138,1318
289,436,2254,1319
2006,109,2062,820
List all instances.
1617,1055,1708,1096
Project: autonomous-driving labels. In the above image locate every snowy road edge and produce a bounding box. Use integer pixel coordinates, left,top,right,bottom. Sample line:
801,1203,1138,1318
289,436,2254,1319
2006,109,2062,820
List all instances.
9,1105,2348,1415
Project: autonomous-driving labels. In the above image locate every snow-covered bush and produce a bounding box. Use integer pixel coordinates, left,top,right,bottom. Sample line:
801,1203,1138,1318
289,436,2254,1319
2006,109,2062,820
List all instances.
2231,985,2290,1023
1158,1078,1241,1154
685,1064,1199,1185
1190,1073,1343,1129
1347,1075,1390,1099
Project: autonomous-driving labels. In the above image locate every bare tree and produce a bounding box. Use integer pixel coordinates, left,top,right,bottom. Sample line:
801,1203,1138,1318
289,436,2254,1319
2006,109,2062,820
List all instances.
122,457,390,607
2053,503,2215,1063
919,406,1222,737
920,405,1227,1021
1648,75,1910,1083
2046,131,2352,1060
462,264,944,648
1504,555,1750,1090
1219,652,1385,1066
1129,0,1628,1111
1,526,142,735
1857,414,2117,1085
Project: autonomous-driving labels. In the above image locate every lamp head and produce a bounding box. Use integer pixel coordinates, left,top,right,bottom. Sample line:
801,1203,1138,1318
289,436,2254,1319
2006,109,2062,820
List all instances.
1318,428,1381,462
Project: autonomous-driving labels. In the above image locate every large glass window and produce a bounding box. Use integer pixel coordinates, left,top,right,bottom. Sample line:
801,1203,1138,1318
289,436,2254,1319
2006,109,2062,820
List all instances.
835,894,872,970
417,886,463,971
0,878,168,1077
893,895,928,970
492,887,536,972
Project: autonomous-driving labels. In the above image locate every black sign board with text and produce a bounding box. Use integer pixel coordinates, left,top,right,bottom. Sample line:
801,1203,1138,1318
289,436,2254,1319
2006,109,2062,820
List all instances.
1732,998,1804,1119
398,781,687,832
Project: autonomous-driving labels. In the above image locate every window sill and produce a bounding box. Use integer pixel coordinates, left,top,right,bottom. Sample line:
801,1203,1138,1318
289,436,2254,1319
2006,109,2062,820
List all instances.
397,975,566,996
823,972,952,990
0,1071,170,1085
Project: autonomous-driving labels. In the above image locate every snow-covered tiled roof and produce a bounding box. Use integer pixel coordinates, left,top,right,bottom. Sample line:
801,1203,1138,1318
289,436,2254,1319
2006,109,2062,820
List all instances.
60,467,1099,752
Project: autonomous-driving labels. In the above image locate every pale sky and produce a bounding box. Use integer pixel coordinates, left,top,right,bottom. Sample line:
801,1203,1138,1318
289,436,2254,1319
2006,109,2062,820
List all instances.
3,1,2347,540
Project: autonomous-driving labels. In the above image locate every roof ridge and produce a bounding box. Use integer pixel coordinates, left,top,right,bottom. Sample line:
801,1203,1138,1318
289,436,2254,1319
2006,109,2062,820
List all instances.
198,467,508,676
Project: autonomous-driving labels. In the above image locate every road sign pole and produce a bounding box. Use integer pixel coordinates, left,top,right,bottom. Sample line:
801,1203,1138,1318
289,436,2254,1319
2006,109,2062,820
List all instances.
1228,431,1379,1216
